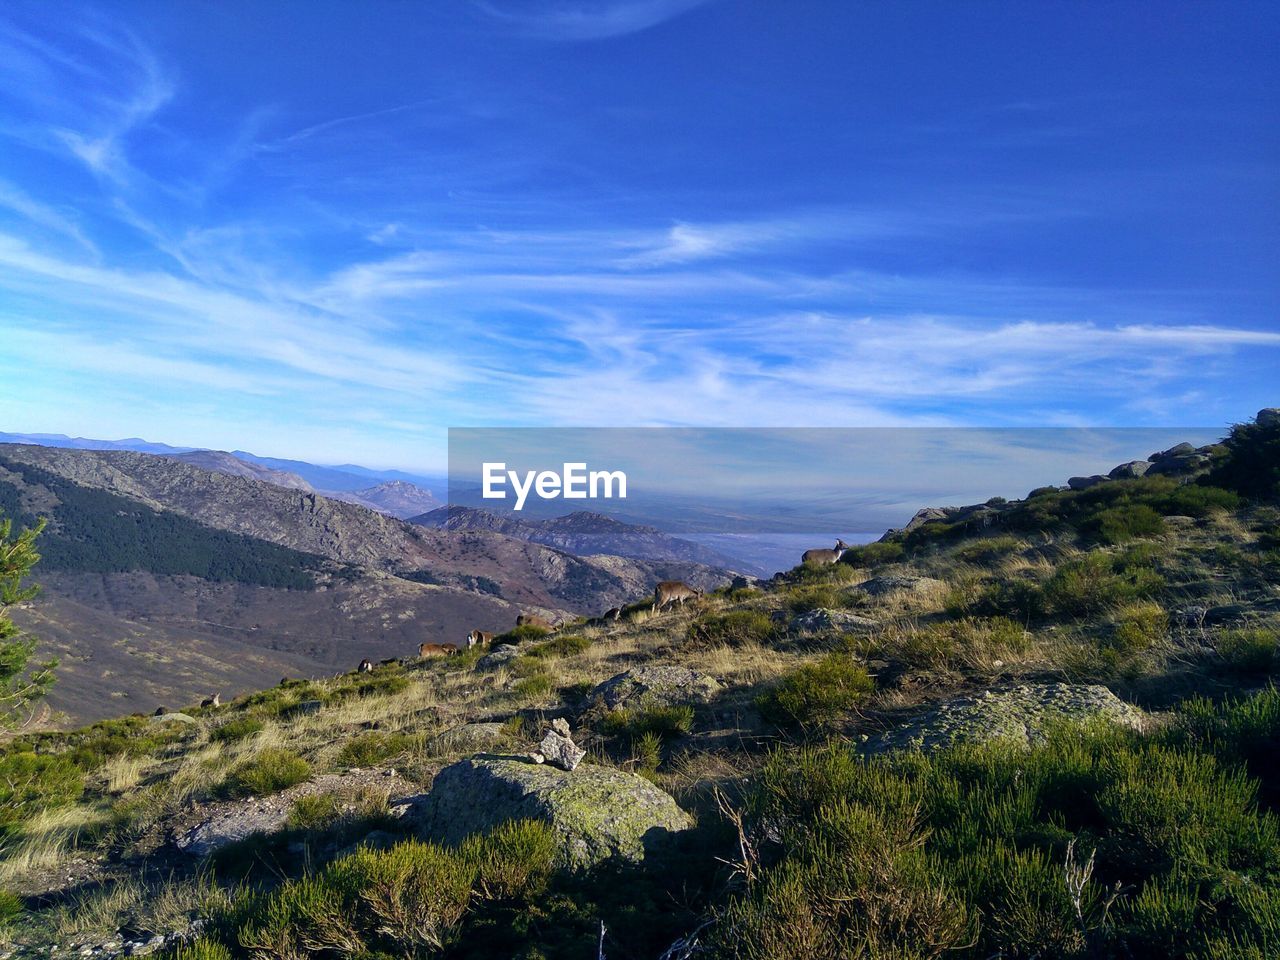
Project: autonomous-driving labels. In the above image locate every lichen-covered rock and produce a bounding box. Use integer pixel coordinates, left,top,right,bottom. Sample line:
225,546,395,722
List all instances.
414,757,692,869
477,644,522,670
864,683,1145,755
789,608,880,634
589,666,721,710
855,575,945,598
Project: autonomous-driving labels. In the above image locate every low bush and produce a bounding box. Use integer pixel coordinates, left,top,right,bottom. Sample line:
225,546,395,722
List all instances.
209,717,264,744
0,889,22,930
687,610,776,647
1215,628,1277,674
286,794,343,831
495,624,550,645
712,690,1280,959
1043,552,1164,618
1108,601,1169,652
188,822,557,958
512,672,555,699
601,703,695,741
0,751,84,833
337,731,413,768
756,653,874,729
839,541,905,568
784,583,838,614
952,536,1023,565
867,617,1029,672
221,748,311,798
1086,503,1165,544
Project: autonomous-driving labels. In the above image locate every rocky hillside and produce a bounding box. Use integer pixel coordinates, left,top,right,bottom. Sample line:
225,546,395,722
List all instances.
0,446,726,725
0,411,1275,959
327,480,441,519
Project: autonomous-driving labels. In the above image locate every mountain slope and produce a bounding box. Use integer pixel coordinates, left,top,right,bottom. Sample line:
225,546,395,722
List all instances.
412,506,740,569
327,480,441,518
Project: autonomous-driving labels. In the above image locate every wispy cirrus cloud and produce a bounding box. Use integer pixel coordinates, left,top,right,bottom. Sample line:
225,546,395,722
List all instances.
473,0,717,40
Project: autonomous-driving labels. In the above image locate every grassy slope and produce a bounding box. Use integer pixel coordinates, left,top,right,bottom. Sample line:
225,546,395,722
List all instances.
0,422,1276,958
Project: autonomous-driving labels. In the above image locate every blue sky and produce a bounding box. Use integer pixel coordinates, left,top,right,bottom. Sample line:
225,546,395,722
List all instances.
0,0,1276,472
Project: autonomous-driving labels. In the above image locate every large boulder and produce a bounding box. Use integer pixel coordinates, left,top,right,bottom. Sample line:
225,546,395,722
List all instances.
428,722,509,754
1257,408,1280,428
1067,475,1108,491
789,608,880,634
855,575,945,598
1109,460,1151,479
412,757,692,869
477,644,523,670
590,666,721,710
864,683,1145,755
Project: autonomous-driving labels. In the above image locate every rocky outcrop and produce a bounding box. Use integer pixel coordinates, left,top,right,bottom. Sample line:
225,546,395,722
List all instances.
477,644,523,670
789,608,880,634
428,721,509,754
864,683,1145,754
410,757,692,869
590,666,722,710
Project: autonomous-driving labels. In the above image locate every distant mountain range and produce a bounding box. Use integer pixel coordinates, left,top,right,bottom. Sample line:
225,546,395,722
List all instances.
0,440,732,724
0,432,444,520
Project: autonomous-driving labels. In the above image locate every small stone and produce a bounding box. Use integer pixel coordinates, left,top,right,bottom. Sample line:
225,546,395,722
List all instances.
539,723,586,772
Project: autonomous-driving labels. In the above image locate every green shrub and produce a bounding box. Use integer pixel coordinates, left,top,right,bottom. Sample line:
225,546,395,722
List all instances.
166,940,234,960
337,731,412,768
839,541,905,568
286,794,343,831
1109,601,1169,652
1205,414,1280,500
0,751,84,832
715,692,1280,960
953,536,1023,565
221,748,311,798
0,889,21,930
512,672,555,699
1087,503,1165,544
601,703,694,741
687,610,776,647
1216,628,1277,674
1043,552,1163,617
756,653,874,728
209,717,264,743
333,839,476,951
785,584,838,614
495,624,550,645
462,819,557,901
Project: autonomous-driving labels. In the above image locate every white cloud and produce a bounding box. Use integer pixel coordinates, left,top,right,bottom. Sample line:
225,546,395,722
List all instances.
475,0,716,40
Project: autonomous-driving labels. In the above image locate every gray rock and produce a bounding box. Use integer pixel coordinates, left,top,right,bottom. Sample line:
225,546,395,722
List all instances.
865,683,1145,755
174,802,290,856
1151,442,1196,460
1109,460,1151,479
789,608,881,634
590,666,721,710
413,757,692,869
1067,475,1108,491
477,644,523,670
294,699,323,716
1258,408,1280,428
903,506,952,531
538,718,586,771
855,575,945,598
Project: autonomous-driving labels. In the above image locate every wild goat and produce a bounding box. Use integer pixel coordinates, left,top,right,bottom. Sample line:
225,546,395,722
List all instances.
516,614,553,631
652,580,701,612
358,658,374,673
419,642,459,658
802,539,850,565
200,693,221,708
466,629,494,649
